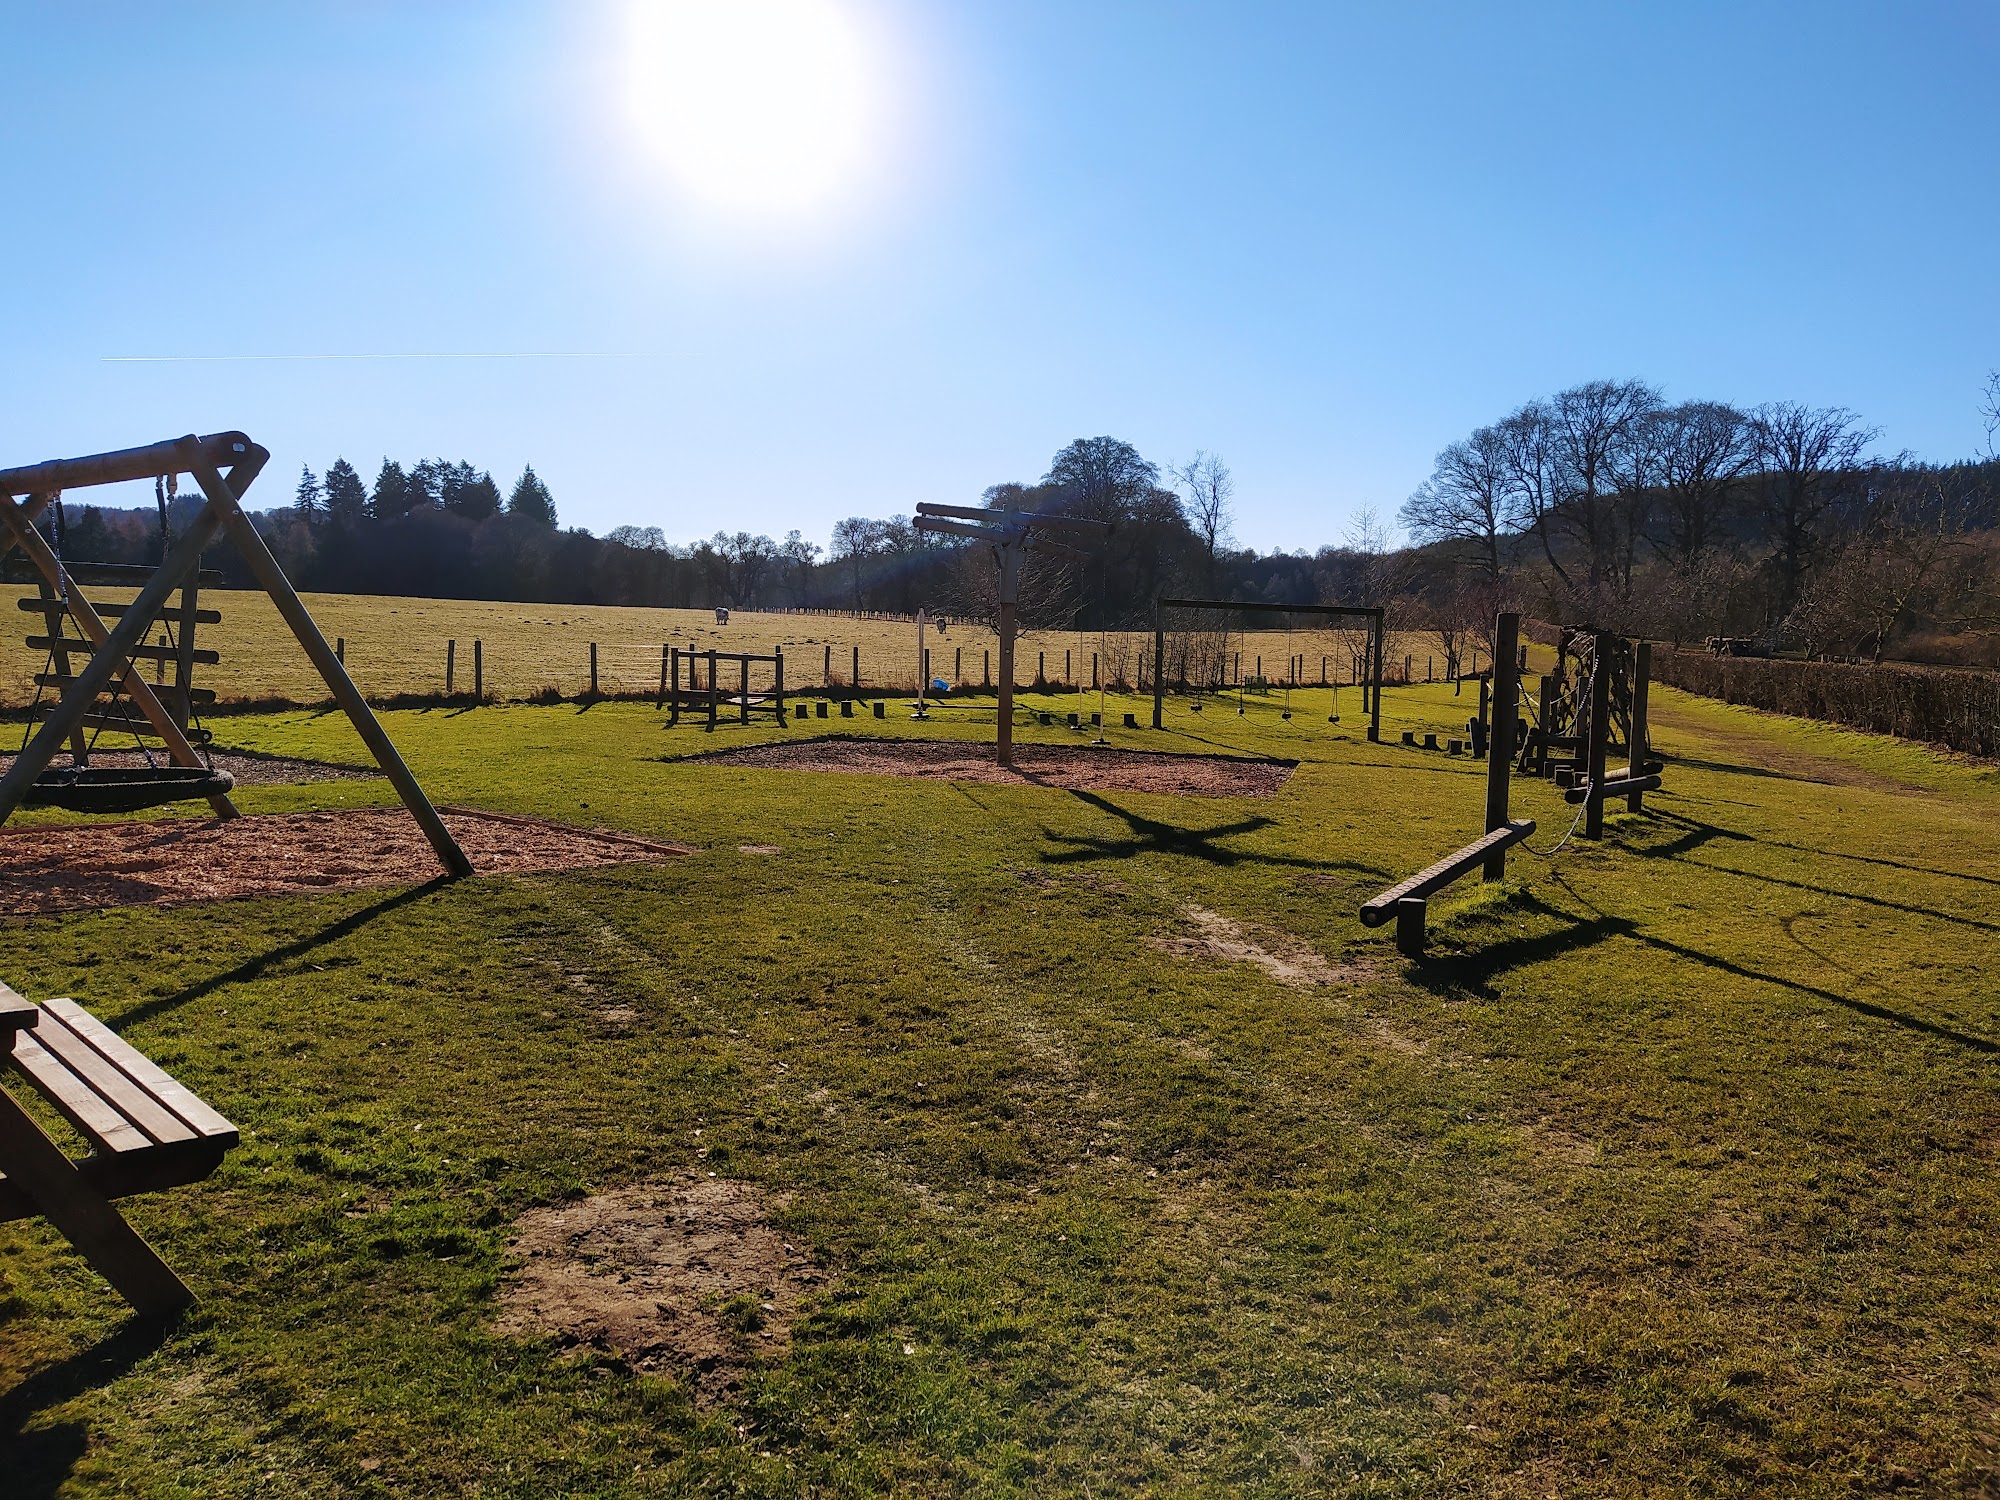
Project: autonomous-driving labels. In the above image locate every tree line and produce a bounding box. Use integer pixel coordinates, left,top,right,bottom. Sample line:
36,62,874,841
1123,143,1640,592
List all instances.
1397,376,2000,662
39,378,2000,666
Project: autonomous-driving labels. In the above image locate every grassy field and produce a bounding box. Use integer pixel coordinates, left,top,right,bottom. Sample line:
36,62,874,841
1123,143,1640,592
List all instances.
6,679,1999,1495
0,590,1453,707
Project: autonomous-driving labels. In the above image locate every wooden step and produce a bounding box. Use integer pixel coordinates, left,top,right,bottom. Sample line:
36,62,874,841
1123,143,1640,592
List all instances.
24,637,219,666
33,675,216,705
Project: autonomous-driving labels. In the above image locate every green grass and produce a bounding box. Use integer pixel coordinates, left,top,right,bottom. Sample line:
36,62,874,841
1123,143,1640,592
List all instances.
4,680,2000,1495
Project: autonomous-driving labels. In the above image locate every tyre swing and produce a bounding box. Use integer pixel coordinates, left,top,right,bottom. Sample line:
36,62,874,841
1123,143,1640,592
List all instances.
14,485,236,815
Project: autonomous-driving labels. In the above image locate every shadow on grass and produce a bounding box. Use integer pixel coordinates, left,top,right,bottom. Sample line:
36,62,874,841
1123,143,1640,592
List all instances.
1039,789,1391,878
1408,900,1637,1001
1632,930,2000,1055
1675,854,2000,936
0,1317,170,1499
1631,811,1757,859
117,878,452,1029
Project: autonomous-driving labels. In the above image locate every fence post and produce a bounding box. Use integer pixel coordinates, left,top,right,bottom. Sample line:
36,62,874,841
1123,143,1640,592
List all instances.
589,642,598,698
665,647,678,722
775,649,786,724
955,646,962,683
708,650,718,728
1151,614,1165,729
659,644,671,712
1065,649,1071,684
739,654,750,724
336,636,345,666
447,638,456,696
852,645,859,691
984,649,990,687
1093,652,1099,688
1038,651,1045,686
824,642,831,686
474,639,483,702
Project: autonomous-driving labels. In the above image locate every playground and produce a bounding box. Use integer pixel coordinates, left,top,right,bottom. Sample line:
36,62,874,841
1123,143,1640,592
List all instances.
2,434,1997,1499
6,670,2000,1494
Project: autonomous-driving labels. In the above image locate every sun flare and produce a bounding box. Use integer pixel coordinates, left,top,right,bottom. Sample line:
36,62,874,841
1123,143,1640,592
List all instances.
625,0,876,215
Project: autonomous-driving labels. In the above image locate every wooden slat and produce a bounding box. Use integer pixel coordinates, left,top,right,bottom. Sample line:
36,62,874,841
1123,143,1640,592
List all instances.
25,636,219,665
17,597,222,625
9,1031,153,1152
20,1008,197,1147
0,981,35,1033
2,558,223,588
1360,820,1538,927
43,1000,237,1144
33,673,216,704
30,707,212,742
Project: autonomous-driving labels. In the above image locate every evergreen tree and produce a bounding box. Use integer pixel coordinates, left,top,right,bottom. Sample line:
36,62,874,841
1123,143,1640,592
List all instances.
440,460,501,520
295,463,324,524
373,459,413,519
507,464,558,527
324,458,369,526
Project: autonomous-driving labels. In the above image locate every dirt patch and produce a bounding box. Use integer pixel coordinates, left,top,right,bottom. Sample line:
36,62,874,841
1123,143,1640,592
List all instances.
684,736,1295,798
493,1176,828,1400
1148,905,1365,987
0,747,379,787
0,807,694,916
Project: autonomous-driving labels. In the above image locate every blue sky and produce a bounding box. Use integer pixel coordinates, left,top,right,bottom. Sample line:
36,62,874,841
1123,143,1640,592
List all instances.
0,1,1993,552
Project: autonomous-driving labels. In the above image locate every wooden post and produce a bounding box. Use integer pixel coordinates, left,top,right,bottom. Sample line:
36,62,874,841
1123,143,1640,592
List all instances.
336,636,344,665
1628,642,1652,812
1038,650,1045,686
823,642,831,686
739,654,750,724
1584,630,1612,839
1368,610,1384,743
1483,612,1520,880
852,645,859,689
589,642,599,698
708,650,719,728
194,450,473,877
474,640,483,702
1150,613,1166,729
447,639,456,696
1065,648,1071,684
775,649,786,723
984,649,991,687
1395,898,1427,959
659,644,671,712
955,646,961,683
665,647,678,722
1092,652,1099,688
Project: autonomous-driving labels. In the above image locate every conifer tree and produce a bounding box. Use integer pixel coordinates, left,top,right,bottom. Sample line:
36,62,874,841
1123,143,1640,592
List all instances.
507,465,558,527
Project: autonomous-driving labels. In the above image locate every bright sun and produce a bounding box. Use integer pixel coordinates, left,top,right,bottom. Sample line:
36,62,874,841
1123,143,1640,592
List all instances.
626,0,875,215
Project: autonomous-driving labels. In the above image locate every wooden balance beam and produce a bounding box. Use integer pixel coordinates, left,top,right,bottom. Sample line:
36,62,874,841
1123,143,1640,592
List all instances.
1359,819,1537,958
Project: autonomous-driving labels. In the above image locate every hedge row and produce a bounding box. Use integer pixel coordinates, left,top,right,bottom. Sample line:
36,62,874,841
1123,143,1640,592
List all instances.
1650,649,2000,758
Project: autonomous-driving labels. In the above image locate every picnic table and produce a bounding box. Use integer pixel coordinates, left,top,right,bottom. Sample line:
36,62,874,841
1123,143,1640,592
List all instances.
0,979,237,1318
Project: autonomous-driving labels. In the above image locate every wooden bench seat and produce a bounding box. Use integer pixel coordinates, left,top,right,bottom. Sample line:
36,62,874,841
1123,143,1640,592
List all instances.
0,992,237,1317
0,999,236,1222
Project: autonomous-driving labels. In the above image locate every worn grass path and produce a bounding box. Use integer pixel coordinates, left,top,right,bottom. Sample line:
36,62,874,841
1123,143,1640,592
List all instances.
3,682,1998,1495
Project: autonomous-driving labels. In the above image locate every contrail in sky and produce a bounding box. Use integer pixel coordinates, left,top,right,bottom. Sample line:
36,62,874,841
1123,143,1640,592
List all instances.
101,352,647,363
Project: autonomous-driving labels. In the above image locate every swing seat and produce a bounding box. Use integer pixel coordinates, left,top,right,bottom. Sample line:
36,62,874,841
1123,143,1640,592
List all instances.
21,766,235,814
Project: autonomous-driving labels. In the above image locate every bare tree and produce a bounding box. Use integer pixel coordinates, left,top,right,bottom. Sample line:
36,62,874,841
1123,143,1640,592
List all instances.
1399,423,1516,579
1749,402,1877,622
780,530,821,604
1642,401,1754,570
1546,378,1662,606
1170,451,1234,585
1982,370,2000,460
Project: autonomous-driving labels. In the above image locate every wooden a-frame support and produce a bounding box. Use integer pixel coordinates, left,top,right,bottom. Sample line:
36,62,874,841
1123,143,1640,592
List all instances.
0,432,470,877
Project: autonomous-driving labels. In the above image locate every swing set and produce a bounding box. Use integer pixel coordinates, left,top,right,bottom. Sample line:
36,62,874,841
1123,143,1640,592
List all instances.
1149,597,1386,742
0,431,470,876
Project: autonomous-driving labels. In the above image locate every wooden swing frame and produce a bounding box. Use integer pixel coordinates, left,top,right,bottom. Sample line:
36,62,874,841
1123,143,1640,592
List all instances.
0,431,470,877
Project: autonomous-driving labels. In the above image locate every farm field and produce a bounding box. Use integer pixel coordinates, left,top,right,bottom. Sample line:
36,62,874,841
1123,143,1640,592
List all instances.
5,680,1999,1495
0,589,1451,708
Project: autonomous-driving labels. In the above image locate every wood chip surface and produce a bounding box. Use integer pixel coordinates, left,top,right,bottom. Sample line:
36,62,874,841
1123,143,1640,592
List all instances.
0,807,691,916
687,737,1295,797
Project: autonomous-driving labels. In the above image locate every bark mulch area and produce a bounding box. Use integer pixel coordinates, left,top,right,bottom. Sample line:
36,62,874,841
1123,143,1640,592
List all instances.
683,736,1296,798
0,748,379,787
0,807,693,917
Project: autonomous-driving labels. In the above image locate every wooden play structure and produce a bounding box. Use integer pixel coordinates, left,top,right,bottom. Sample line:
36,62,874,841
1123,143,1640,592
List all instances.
911,503,1109,766
0,983,237,1318
660,646,789,728
1150,597,1386,742
0,430,469,875
1360,613,1666,956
